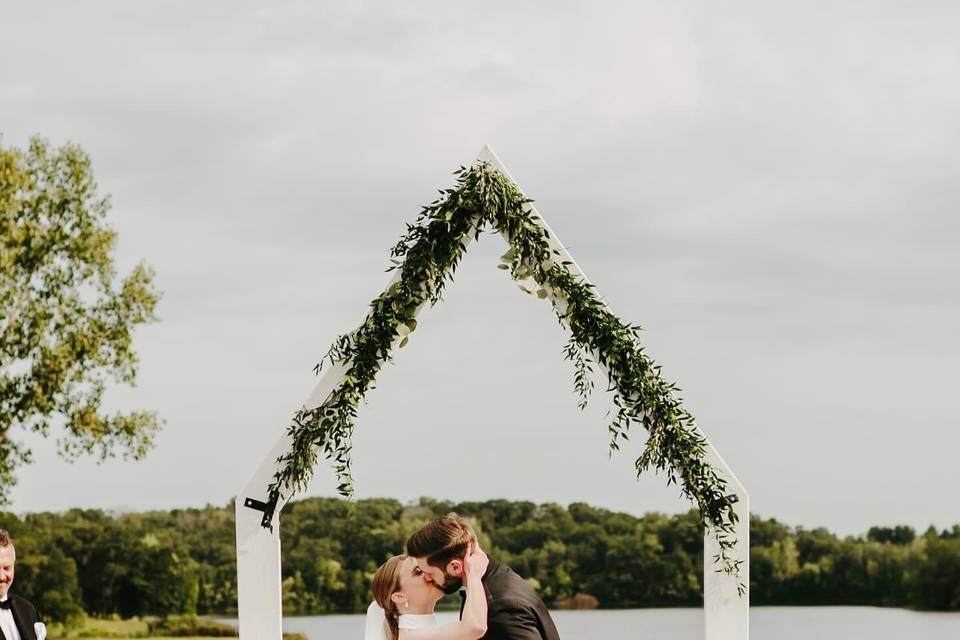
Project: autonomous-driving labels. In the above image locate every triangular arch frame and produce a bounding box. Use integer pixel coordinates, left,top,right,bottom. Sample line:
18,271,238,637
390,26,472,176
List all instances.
235,147,749,639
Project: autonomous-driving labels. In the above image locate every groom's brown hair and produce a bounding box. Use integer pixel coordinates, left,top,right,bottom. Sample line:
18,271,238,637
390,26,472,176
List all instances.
406,513,477,569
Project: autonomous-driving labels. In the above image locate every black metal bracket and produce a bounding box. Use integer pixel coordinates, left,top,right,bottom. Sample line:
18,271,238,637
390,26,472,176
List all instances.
243,496,269,511
243,494,278,531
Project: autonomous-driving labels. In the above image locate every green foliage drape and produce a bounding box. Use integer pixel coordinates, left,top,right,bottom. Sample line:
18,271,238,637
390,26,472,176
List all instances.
267,162,740,577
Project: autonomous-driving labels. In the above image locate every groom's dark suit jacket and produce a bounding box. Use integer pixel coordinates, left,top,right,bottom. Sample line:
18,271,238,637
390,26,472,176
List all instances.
1,593,41,640
460,557,560,640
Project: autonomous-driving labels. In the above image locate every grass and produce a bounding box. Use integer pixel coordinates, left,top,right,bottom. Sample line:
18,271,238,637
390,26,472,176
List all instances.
47,614,306,640
47,615,234,639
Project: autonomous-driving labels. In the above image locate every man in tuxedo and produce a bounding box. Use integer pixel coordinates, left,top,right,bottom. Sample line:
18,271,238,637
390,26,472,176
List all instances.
0,530,43,640
407,513,560,640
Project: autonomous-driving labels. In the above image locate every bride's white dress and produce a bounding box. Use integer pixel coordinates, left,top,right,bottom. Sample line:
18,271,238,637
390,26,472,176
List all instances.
364,601,438,639
399,612,439,630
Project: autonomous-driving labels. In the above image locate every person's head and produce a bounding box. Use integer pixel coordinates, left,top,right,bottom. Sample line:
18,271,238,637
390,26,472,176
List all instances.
405,513,477,594
0,530,14,599
372,555,444,639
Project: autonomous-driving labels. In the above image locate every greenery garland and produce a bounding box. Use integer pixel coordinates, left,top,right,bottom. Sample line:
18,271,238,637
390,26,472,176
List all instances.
265,162,743,583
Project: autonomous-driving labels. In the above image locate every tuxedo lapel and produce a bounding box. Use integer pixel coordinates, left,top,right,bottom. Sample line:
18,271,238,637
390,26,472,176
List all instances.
10,597,37,640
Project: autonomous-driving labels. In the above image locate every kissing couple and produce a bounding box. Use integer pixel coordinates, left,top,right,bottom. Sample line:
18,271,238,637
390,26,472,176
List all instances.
364,513,561,640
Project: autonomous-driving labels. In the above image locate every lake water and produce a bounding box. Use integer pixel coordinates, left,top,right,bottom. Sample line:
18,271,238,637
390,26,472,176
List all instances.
219,607,960,639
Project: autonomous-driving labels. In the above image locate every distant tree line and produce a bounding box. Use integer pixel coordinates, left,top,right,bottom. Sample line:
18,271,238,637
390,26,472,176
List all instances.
2,497,957,623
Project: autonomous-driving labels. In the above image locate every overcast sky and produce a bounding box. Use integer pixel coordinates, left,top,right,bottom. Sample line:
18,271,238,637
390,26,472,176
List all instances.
2,1,958,536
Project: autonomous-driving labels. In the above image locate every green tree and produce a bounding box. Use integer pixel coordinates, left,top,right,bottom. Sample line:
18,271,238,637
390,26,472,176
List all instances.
4,498,960,616
867,525,916,545
14,545,84,624
908,536,960,609
0,136,160,502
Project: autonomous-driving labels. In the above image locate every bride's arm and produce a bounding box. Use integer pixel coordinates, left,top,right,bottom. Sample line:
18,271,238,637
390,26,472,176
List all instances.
458,547,489,635
400,547,489,640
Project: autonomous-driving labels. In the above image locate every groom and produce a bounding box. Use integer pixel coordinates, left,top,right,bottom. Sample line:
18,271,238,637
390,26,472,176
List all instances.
407,514,560,640
0,530,44,640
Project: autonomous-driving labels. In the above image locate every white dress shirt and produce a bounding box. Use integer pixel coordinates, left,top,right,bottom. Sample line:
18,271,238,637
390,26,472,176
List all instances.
0,596,21,640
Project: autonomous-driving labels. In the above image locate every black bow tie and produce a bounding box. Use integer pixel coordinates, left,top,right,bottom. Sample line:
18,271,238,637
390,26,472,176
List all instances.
0,599,11,609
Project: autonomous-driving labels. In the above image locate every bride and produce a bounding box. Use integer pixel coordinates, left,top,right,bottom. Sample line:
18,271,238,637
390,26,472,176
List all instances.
364,544,489,640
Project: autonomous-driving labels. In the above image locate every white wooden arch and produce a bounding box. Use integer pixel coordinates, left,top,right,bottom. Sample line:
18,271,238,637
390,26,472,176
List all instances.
235,147,749,639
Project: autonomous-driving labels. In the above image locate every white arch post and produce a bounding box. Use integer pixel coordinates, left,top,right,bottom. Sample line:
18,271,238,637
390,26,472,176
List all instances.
235,146,749,639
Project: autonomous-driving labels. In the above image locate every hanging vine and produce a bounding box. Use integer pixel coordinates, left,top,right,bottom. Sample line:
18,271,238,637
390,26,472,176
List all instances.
265,162,743,586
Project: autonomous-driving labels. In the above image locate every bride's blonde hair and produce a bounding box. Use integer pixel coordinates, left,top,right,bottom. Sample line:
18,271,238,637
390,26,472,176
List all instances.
372,554,406,640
